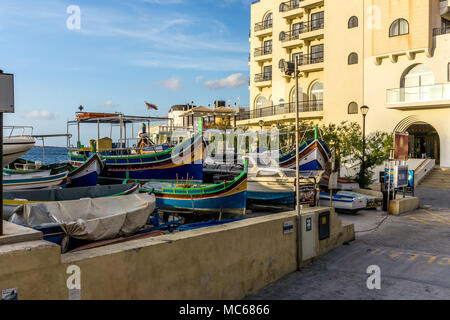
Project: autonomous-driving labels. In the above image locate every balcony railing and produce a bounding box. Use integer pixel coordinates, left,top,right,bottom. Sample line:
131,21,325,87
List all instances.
386,83,450,104
236,100,323,121
279,0,305,12
280,19,325,41
433,27,450,36
254,46,272,57
254,72,272,83
293,53,324,66
254,20,273,32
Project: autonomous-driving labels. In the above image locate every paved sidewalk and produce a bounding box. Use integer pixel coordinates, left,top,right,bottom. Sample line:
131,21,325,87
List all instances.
247,202,450,300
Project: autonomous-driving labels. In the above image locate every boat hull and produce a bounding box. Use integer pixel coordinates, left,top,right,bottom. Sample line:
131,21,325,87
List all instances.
3,172,68,191
71,134,204,182
148,173,247,215
68,154,103,188
247,178,295,205
319,192,367,211
280,139,330,171
3,137,35,166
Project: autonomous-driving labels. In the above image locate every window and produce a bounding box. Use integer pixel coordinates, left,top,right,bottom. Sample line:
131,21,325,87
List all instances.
348,16,358,29
292,23,303,37
264,40,272,55
264,13,273,28
292,52,304,66
263,65,272,81
402,64,434,88
310,82,323,103
348,102,358,114
311,12,324,30
389,19,409,37
279,31,286,41
255,96,267,110
310,44,324,63
348,52,358,65
279,59,286,70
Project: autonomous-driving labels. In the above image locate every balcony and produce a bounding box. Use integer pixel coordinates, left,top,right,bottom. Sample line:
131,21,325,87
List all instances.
254,72,272,88
296,54,324,73
279,0,305,19
433,26,450,36
386,83,450,109
299,0,324,10
236,100,324,124
280,19,324,48
254,46,272,62
254,20,273,37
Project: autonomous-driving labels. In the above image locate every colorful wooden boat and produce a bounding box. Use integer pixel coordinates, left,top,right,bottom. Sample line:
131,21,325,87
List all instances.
279,138,330,171
3,171,68,191
140,172,248,215
70,133,203,182
67,154,103,187
4,183,139,220
68,112,204,182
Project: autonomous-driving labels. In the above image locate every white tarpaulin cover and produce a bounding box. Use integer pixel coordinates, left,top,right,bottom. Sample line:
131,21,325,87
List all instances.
11,193,156,241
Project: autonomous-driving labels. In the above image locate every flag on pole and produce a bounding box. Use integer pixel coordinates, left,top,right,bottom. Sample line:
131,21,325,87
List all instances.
145,101,158,110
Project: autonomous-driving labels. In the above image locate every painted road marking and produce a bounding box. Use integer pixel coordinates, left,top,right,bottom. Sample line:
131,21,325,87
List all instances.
368,248,450,267
402,209,450,226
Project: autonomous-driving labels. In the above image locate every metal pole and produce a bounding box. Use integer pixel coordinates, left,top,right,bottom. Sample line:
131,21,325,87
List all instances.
362,114,366,182
295,59,302,270
0,112,3,235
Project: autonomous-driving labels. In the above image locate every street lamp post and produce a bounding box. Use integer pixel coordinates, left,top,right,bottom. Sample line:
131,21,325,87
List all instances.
360,105,369,186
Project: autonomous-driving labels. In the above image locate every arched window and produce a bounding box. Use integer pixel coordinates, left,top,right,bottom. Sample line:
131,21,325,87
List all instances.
348,52,358,65
279,31,286,41
255,96,267,110
348,102,358,114
279,59,286,71
310,82,323,102
401,64,435,102
390,19,409,37
348,16,358,29
264,13,273,28
401,64,435,88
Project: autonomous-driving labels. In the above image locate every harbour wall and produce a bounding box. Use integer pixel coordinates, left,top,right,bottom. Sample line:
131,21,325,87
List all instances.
0,209,353,300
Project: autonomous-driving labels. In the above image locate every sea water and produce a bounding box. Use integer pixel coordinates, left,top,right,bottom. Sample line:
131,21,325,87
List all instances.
22,147,69,164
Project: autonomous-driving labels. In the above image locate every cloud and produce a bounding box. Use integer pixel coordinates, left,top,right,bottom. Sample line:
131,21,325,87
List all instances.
203,73,249,90
97,100,119,108
22,110,56,120
156,76,184,91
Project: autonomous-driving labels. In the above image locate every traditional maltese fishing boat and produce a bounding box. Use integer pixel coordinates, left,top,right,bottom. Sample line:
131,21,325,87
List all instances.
67,112,204,182
140,172,248,216
278,126,330,171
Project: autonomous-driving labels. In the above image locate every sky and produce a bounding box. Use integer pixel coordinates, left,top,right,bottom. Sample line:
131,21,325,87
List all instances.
1,0,252,146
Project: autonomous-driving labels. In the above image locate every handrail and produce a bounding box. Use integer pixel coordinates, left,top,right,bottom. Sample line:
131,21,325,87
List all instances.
280,19,324,42
3,126,34,138
235,100,323,121
254,72,272,82
254,19,273,32
254,46,273,57
279,0,305,12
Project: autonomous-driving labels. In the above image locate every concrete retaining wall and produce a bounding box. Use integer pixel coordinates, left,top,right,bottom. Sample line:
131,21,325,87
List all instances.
0,209,354,300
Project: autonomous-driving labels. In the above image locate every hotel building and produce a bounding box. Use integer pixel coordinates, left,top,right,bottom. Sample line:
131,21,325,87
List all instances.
240,0,450,167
